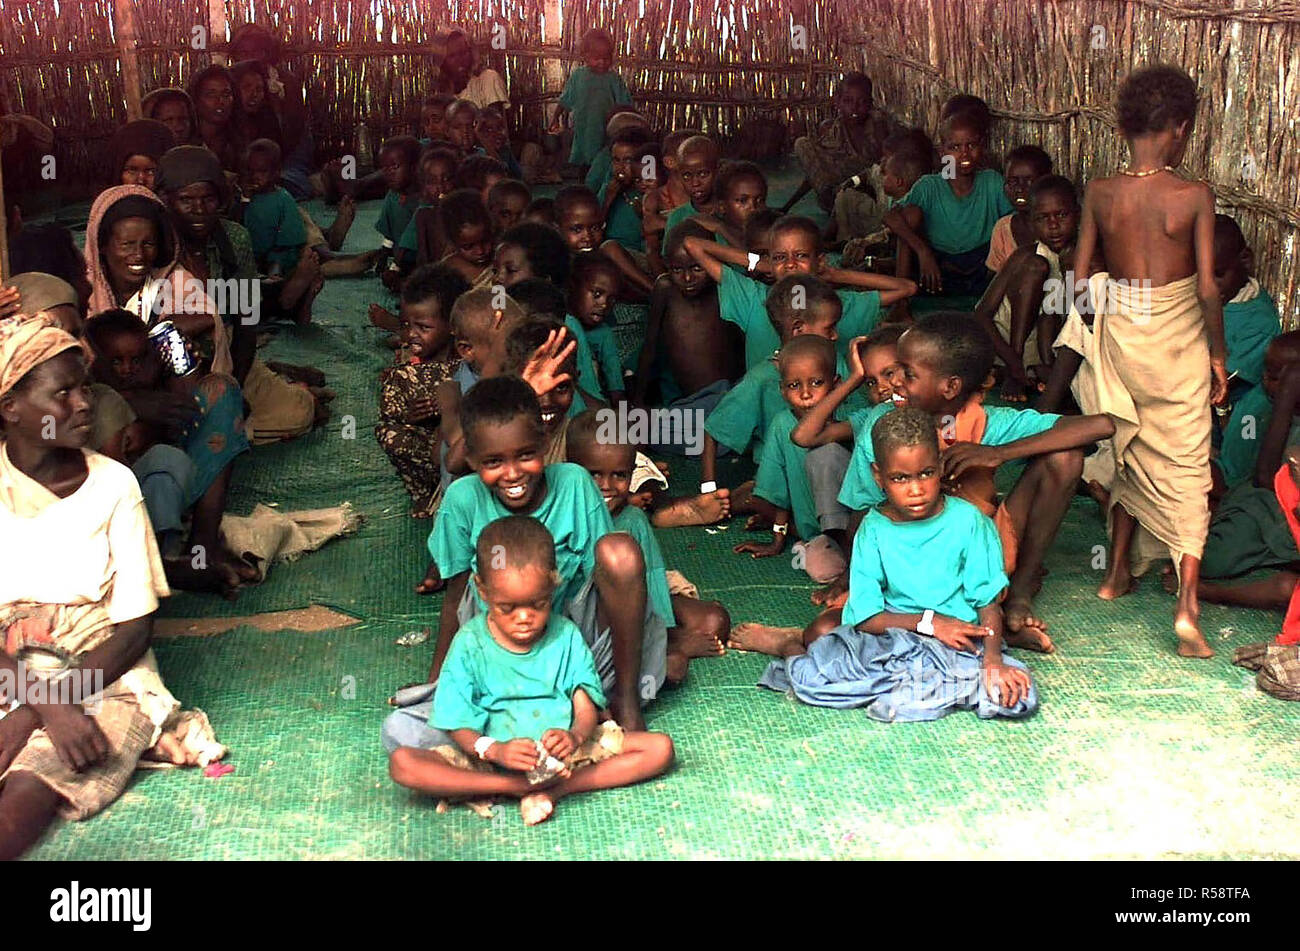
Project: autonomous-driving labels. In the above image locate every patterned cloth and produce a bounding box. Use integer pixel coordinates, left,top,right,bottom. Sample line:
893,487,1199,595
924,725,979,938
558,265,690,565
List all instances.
793,114,896,193
375,355,459,517
1233,642,1300,702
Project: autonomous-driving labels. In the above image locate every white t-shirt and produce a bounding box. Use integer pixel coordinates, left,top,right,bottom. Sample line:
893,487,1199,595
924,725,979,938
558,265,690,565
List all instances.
460,69,510,110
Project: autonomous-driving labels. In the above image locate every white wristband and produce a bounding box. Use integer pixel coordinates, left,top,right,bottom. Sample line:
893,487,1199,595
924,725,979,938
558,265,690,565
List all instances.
747,252,761,272
916,609,935,636
772,523,789,536
473,736,497,760
699,480,717,494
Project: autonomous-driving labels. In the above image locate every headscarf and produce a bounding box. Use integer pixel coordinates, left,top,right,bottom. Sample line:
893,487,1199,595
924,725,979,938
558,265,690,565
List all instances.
228,59,283,149
6,273,77,316
0,313,82,400
141,87,200,144
154,144,231,206
110,119,176,179
84,185,177,315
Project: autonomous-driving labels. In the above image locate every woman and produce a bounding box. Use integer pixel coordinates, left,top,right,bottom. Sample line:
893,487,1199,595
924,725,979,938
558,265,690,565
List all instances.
109,119,175,191
141,88,200,146
186,65,239,170
432,28,509,110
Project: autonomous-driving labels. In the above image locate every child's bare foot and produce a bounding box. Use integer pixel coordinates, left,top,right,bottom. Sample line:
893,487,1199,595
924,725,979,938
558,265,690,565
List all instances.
1174,608,1213,658
730,480,757,514
1000,375,1028,403
649,489,730,527
1160,564,1179,596
416,561,444,595
744,512,773,532
520,791,556,826
1003,596,1054,652
727,622,802,656
325,195,356,250
811,574,848,607
665,650,688,686
1097,564,1135,600
280,247,320,311
668,624,725,659
369,304,400,332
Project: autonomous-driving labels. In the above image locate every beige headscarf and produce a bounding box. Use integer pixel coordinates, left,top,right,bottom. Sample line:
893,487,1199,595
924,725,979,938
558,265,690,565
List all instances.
7,272,77,315
0,313,83,400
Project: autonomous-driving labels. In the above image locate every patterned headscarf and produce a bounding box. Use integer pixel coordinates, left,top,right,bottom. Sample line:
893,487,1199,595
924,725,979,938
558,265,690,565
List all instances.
0,313,83,399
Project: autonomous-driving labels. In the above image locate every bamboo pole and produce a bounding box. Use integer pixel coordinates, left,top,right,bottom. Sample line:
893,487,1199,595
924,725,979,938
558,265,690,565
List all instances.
114,0,143,120
207,0,228,62
0,156,8,281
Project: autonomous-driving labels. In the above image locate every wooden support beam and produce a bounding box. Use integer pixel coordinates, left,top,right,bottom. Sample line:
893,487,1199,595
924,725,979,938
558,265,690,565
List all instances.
114,0,143,120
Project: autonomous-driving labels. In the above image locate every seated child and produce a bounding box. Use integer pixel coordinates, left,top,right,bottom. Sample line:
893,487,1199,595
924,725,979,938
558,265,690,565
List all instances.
1215,214,1281,405
444,99,480,155
566,251,627,404
398,145,458,272
382,375,664,740
598,126,656,252
568,410,732,673
487,178,531,235
376,264,471,519
494,221,572,289
781,310,1114,652
388,515,673,827
973,174,1081,402
583,110,651,191
376,135,425,292
685,214,916,370
238,138,321,325
455,153,509,203
502,318,582,462
0,315,218,859
431,188,495,286
525,196,557,226
419,93,455,145
751,407,1038,722
985,145,1054,272
833,128,933,254
785,71,896,214
554,185,606,255
734,335,854,587
662,135,721,247
641,129,698,271
884,109,1012,296
551,28,633,176
473,105,523,178
688,160,768,249
507,278,601,415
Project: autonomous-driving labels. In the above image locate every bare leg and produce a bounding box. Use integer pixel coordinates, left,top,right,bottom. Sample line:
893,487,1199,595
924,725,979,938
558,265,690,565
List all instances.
594,534,648,731
388,746,532,798
599,241,654,299
1173,554,1213,658
1174,569,1300,612
727,606,841,656
190,461,259,584
520,731,674,826
324,196,356,250
650,489,730,527
668,595,728,659
0,772,62,860
1098,503,1138,600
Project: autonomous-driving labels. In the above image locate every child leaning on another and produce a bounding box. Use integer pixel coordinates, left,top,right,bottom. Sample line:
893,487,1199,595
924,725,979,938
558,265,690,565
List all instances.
388,515,673,827
754,407,1038,722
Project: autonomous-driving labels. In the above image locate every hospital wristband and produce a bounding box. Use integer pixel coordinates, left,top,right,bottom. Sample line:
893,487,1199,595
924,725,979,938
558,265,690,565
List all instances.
473,736,497,761
772,523,789,536
699,480,717,494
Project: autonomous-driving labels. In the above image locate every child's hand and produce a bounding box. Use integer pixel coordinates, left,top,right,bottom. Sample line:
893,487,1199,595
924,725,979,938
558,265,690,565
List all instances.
520,328,576,397
1210,358,1229,407
541,728,577,761
929,614,989,653
381,268,403,293
846,335,870,381
917,249,943,294
489,738,541,772
34,704,109,772
983,662,1032,708
406,396,438,423
734,538,785,559
942,442,1005,480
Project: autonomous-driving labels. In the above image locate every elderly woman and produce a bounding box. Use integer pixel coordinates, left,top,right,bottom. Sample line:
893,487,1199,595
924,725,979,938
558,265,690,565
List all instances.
0,312,220,859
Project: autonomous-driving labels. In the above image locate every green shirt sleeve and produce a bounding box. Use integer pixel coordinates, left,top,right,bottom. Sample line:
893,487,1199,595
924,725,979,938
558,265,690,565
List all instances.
961,504,1009,608
430,623,488,734
837,404,893,510
841,514,887,628
980,405,1062,445
718,267,779,370
836,289,882,341
557,618,607,710
587,324,626,393
427,477,478,578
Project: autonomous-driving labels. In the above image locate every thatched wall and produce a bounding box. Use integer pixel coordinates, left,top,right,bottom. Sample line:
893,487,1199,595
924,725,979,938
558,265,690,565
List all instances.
1,0,1296,324
840,0,1300,328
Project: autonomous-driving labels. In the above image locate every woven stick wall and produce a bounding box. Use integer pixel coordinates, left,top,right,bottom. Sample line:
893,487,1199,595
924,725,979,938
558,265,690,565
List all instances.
838,0,1300,328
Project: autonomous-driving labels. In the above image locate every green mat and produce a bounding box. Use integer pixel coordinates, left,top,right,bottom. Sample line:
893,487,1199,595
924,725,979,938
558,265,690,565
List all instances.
25,182,1300,861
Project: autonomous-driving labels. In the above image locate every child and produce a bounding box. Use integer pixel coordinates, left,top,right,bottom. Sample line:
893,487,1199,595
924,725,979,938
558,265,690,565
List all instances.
791,310,1114,651
382,375,663,741
445,99,480,154
502,318,582,462
554,185,606,255
884,109,1012,296
493,221,572,290
455,153,509,202
1072,64,1228,657
1215,214,1281,406
986,145,1054,272
552,28,633,175
0,315,215,858
641,129,698,271
432,188,495,286
685,214,916,370
473,105,523,179
399,146,458,268
376,264,471,519
973,175,1081,401
375,135,424,290
388,515,673,826
566,251,626,405
582,110,651,192
785,72,897,213
750,408,1038,723
419,93,455,145
237,138,321,325
598,126,656,252
568,411,732,670
507,277,602,416
110,119,174,190
734,335,854,587
662,136,721,244
487,178,531,235
691,160,768,248
833,129,933,254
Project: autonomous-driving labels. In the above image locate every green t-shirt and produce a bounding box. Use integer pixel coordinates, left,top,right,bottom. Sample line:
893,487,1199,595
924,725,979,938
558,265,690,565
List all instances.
428,462,614,613
431,611,606,742
396,201,435,263
559,67,633,166
565,315,606,414
900,168,1013,256
1225,288,1281,386
717,267,883,370
585,147,612,192
598,181,644,252
242,187,307,275
376,188,419,245
585,321,625,394
841,496,1008,628
663,201,699,248
612,505,675,629
838,402,1061,511
1219,384,1273,488
752,408,823,541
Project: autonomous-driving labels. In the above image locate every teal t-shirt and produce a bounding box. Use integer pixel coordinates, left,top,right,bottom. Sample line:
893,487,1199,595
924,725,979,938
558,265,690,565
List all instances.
717,268,884,371
900,168,1013,255
663,201,699,248
598,181,645,252
1225,288,1281,386
585,147,612,192
565,315,607,414
841,496,1008,628
612,505,675,629
706,355,866,459
585,321,625,395
396,201,435,264
243,187,307,275
376,189,419,245
428,462,614,613
559,67,633,165
431,611,606,742
838,402,1061,511
1218,384,1273,488
752,408,827,541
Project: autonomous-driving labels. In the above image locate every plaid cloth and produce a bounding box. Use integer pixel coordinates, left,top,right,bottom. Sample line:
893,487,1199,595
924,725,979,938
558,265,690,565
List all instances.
1233,642,1300,702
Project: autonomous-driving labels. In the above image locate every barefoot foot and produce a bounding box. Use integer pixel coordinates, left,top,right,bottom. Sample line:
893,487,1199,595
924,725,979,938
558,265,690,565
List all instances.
665,650,688,686
726,622,803,656
1004,596,1054,653
650,489,730,528
1097,568,1135,601
667,624,725,660
1175,609,1214,658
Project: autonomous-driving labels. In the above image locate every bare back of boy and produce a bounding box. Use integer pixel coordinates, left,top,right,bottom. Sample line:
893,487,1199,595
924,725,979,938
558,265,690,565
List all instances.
1086,173,1206,284
657,283,742,394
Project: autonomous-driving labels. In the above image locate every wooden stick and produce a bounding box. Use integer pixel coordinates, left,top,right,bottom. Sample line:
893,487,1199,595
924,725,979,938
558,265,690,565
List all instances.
114,0,144,120
0,154,8,281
